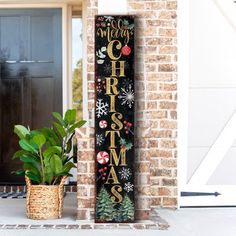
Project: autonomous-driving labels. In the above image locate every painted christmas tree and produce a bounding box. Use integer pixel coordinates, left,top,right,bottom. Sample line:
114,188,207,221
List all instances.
96,186,116,221
119,195,134,221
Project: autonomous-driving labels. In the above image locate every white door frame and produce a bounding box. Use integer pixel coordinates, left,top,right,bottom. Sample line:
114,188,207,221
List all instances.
0,3,70,114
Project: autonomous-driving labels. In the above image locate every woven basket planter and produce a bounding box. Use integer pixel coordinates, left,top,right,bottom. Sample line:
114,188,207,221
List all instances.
25,176,67,220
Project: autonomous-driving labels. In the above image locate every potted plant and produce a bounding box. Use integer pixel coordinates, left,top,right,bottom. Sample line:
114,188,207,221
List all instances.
12,109,86,220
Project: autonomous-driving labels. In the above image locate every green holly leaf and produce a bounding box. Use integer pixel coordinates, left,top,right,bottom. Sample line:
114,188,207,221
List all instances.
119,138,126,145
128,24,134,30
126,142,133,151
124,19,129,25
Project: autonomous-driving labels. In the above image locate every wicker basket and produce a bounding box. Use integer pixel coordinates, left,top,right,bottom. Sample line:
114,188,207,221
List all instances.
25,176,67,220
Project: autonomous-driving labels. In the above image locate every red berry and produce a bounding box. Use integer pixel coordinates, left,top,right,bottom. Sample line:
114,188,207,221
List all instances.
124,121,127,124
128,122,132,126
126,131,129,134
102,177,105,180
103,173,106,176
104,167,107,170
124,127,127,130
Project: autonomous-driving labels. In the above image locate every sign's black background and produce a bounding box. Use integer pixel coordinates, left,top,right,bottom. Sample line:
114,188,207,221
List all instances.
95,15,135,222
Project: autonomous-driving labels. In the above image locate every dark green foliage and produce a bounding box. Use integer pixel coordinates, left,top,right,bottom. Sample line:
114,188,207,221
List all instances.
12,109,86,185
119,195,134,221
96,187,116,221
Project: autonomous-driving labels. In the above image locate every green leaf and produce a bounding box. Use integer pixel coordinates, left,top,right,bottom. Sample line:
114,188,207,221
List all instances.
23,163,40,178
52,112,64,125
43,146,62,159
65,109,76,125
14,125,30,139
19,139,38,153
50,155,63,175
65,135,74,154
13,169,25,176
12,150,30,159
68,120,87,133
63,162,76,174
41,127,61,146
53,122,66,138
126,142,133,151
25,171,41,183
33,134,46,148
119,138,126,145
45,165,53,185
20,155,40,169
55,172,72,177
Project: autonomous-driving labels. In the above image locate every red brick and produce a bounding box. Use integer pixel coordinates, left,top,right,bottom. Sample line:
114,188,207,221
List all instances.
146,2,165,10
159,11,177,20
162,178,177,186
161,159,177,168
160,46,177,54
160,140,177,149
77,174,94,185
160,120,177,129
150,197,162,207
159,28,177,37
167,1,177,10
160,101,177,109
159,64,177,72
163,197,177,206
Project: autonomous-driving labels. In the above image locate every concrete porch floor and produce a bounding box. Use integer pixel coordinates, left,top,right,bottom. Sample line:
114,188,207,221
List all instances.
0,194,236,235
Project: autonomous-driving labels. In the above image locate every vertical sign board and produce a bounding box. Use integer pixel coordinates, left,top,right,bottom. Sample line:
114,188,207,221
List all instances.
95,15,135,223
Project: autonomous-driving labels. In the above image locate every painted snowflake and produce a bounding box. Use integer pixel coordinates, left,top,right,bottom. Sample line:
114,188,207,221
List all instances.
119,167,132,180
118,84,134,108
96,134,105,146
124,182,134,193
122,78,132,89
96,99,108,118
104,64,112,74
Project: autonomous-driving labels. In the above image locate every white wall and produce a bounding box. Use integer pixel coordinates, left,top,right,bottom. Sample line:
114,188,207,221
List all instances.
97,0,127,14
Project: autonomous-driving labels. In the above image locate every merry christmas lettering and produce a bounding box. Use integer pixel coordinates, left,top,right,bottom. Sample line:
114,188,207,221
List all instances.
104,39,127,203
96,19,133,44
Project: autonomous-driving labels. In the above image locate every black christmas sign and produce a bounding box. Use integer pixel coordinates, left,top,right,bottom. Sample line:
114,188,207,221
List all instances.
95,15,135,223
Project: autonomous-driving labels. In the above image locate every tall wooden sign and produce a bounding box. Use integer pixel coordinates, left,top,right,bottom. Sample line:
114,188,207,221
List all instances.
95,15,135,223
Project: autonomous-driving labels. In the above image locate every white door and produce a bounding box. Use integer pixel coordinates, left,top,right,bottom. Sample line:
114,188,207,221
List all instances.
180,0,236,206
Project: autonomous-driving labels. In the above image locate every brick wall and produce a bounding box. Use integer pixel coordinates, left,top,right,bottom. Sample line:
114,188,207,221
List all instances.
76,0,178,221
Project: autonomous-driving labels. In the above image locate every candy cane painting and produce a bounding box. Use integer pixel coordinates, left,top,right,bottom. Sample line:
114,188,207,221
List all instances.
95,15,135,223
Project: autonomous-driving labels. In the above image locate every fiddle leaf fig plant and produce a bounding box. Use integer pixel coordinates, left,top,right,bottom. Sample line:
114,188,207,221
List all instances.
12,109,86,185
